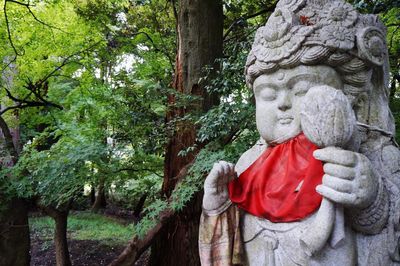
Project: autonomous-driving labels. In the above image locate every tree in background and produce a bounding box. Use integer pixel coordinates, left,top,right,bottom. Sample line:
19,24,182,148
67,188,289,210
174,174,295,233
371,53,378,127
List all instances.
0,1,92,264
1,0,172,265
150,0,223,265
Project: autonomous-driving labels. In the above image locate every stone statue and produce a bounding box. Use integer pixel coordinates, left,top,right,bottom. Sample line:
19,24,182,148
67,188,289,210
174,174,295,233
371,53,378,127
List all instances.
199,0,400,265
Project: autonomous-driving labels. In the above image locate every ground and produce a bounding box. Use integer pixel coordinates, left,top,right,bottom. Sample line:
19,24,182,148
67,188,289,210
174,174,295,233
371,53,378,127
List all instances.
30,237,124,266
29,211,149,266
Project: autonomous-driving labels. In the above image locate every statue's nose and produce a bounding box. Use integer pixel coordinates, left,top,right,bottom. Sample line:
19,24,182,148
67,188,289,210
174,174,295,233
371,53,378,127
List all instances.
278,91,292,111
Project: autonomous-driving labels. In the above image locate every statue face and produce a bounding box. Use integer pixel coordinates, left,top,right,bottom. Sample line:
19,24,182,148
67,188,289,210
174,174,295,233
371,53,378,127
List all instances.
253,65,343,144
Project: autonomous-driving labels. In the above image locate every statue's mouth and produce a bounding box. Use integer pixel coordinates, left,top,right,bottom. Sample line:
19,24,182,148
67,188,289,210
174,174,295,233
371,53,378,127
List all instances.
278,116,293,124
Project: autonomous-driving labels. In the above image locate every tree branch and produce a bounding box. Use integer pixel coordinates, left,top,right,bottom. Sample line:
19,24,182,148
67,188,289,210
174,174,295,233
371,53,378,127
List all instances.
4,1,24,56
6,0,70,34
169,0,179,25
0,102,61,116
223,6,276,41
223,23,261,43
124,30,174,70
112,167,162,177
151,13,175,70
1,41,101,114
0,115,18,164
1,56,17,75
4,0,70,59
109,163,192,266
0,86,63,115
6,0,30,7
38,41,101,86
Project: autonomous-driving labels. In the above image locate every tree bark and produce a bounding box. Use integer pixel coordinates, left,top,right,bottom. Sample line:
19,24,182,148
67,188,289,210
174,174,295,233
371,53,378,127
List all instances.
149,192,204,266
151,0,223,265
163,0,223,196
54,211,71,266
90,185,96,205
133,194,147,219
0,115,30,266
0,198,30,266
44,207,72,266
92,180,107,212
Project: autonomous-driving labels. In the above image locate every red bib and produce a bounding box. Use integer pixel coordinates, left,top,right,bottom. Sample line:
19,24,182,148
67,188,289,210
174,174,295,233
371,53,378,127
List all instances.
228,133,323,222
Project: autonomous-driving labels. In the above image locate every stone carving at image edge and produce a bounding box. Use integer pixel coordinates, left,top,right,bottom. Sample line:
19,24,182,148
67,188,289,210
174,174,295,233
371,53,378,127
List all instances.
199,0,400,265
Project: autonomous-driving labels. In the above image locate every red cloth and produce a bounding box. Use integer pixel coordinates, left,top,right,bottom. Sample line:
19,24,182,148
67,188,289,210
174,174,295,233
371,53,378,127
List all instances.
228,133,323,222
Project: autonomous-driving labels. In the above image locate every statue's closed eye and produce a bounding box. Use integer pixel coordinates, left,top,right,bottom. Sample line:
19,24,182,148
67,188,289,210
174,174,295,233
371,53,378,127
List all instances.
293,87,308,96
292,80,313,96
259,88,277,101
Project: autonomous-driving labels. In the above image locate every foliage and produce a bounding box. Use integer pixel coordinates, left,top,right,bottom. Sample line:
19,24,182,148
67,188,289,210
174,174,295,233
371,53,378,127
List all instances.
0,0,170,212
7,77,165,207
109,174,162,209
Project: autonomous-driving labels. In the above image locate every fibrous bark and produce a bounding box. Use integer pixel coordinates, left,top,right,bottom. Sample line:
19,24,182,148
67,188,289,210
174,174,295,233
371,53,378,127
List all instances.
163,0,223,196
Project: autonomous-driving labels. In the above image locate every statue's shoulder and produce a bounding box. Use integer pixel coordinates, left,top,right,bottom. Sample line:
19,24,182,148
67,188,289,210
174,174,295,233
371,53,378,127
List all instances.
235,138,267,175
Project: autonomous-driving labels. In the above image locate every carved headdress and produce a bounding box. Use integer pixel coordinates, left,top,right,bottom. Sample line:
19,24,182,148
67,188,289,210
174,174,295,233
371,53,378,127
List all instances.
246,0,394,135
246,0,389,86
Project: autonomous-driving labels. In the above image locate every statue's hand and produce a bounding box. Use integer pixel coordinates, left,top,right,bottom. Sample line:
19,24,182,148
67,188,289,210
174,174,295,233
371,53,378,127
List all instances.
313,147,378,208
202,161,236,211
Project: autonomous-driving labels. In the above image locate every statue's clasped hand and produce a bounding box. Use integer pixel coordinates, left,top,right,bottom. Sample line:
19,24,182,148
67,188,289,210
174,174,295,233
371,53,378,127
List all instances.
203,161,236,211
314,147,378,209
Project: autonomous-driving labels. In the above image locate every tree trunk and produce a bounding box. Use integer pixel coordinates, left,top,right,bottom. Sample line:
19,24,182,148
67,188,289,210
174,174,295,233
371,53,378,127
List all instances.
0,115,30,266
92,180,107,212
45,207,72,266
151,0,223,265
90,185,96,205
0,198,30,266
133,194,147,220
54,211,71,266
150,192,204,266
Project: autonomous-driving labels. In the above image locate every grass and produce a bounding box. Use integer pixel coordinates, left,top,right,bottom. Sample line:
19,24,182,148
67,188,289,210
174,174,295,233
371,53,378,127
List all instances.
30,211,133,246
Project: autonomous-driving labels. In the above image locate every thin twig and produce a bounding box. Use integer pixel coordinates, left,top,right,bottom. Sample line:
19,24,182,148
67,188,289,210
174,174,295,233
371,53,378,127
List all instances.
112,168,162,177
151,13,175,70
1,56,17,74
4,1,23,56
170,0,178,24
6,0,70,34
39,41,101,85
223,6,275,41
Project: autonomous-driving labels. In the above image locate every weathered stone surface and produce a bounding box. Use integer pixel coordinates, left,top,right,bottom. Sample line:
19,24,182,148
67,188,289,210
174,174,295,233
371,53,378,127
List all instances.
200,0,400,265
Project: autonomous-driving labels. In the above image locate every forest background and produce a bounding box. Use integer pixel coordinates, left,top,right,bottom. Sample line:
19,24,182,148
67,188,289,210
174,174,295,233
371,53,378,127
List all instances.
0,0,399,265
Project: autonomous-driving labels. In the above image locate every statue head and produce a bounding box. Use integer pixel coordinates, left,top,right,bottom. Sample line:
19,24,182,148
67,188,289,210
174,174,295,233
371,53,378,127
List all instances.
246,0,394,145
